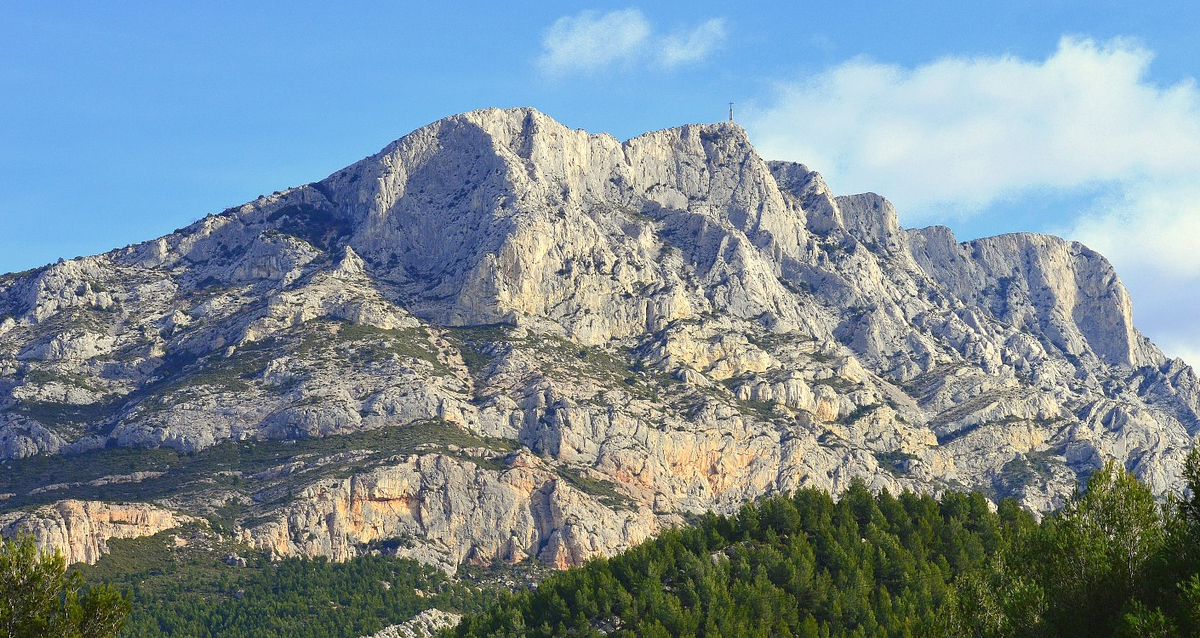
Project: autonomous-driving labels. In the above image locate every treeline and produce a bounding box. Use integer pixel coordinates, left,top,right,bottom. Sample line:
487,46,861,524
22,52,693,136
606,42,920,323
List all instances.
105,553,492,638
447,452,1200,637
63,450,1200,636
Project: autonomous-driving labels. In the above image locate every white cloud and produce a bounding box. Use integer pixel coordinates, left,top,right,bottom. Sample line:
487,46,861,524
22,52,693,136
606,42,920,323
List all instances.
746,36,1200,366
538,9,724,75
746,37,1200,219
1065,181,1200,365
659,19,726,69
1068,180,1200,280
539,9,651,75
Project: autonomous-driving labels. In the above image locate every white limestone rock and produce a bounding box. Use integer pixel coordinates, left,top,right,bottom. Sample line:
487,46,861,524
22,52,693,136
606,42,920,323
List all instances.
0,107,1197,571
362,609,462,638
0,500,188,565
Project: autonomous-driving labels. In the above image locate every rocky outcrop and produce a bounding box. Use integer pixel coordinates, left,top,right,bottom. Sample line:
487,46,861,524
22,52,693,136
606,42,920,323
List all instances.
0,500,188,564
0,107,1196,571
243,451,659,571
910,230,1153,369
362,609,462,638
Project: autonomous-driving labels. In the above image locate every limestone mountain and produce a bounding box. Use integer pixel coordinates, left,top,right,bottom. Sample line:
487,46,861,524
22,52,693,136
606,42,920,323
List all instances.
1,107,1197,571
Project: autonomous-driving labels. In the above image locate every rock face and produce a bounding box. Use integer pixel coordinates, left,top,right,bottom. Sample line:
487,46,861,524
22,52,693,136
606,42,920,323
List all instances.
362,608,462,638
0,501,187,565
0,107,1197,569
243,451,659,571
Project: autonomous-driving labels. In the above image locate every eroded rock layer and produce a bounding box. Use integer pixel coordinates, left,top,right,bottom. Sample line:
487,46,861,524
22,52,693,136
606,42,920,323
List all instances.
1,108,1196,568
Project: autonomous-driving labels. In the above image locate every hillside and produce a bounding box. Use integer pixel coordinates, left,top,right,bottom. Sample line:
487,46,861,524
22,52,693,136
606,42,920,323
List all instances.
447,460,1200,638
1,107,1197,573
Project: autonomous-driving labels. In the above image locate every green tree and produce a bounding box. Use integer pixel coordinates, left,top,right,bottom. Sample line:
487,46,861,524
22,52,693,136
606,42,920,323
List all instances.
1037,461,1165,635
1114,600,1175,637
0,535,130,638
954,460,1169,637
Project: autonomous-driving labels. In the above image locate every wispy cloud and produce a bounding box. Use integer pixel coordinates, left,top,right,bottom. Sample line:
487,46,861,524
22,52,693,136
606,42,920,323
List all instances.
539,9,651,75
538,9,725,75
658,19,727,69
747,37,1200,217
1068,181,1200,281
746,36,1200,367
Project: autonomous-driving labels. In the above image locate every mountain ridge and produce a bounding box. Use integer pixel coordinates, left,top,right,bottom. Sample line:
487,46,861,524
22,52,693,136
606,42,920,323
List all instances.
0,106,1196,572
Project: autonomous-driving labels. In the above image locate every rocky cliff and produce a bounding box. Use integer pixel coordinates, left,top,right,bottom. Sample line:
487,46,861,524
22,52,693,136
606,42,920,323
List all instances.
0,500,187,565
362,609,462,638
0,107,1196,569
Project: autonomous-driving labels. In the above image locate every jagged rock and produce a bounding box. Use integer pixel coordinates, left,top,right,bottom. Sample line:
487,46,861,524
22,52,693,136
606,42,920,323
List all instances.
0,414,66,460
0,500,188,564
242,451,659,572
362,608,462,638
0,107,1197,570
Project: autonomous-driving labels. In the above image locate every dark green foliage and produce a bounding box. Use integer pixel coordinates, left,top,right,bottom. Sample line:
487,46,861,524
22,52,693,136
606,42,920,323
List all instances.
0,535,130,637
11,400,117,430
78,535,493,638
923,457,1200,637
37,443,1200,637
445,324,518,378
449,482,1016,637
838,403,881,425
333,323,454,374
450,453,1200,638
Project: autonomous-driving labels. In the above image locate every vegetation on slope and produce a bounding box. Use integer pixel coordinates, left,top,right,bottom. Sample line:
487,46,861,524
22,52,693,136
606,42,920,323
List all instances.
447,451,1200,638
75,526,497,638
449,482,1014,637
55,447,1200,637
0,419,517,518
1,534,130,637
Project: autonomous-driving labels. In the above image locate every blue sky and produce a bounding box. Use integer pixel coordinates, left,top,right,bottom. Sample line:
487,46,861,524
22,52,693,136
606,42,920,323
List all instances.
2,1,1198,364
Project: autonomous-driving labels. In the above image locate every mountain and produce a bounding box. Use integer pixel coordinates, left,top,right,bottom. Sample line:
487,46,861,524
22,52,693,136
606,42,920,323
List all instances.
1,107,1197,572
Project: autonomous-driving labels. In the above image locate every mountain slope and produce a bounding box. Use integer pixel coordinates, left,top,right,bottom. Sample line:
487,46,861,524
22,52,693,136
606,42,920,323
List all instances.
1,107,1196,571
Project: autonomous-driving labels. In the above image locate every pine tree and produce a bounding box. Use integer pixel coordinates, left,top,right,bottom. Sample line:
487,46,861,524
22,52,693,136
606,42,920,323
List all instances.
0,535,130,638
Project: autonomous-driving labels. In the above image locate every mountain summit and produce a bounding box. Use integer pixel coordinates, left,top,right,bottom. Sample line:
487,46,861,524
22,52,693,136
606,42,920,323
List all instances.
1,107,1197,570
